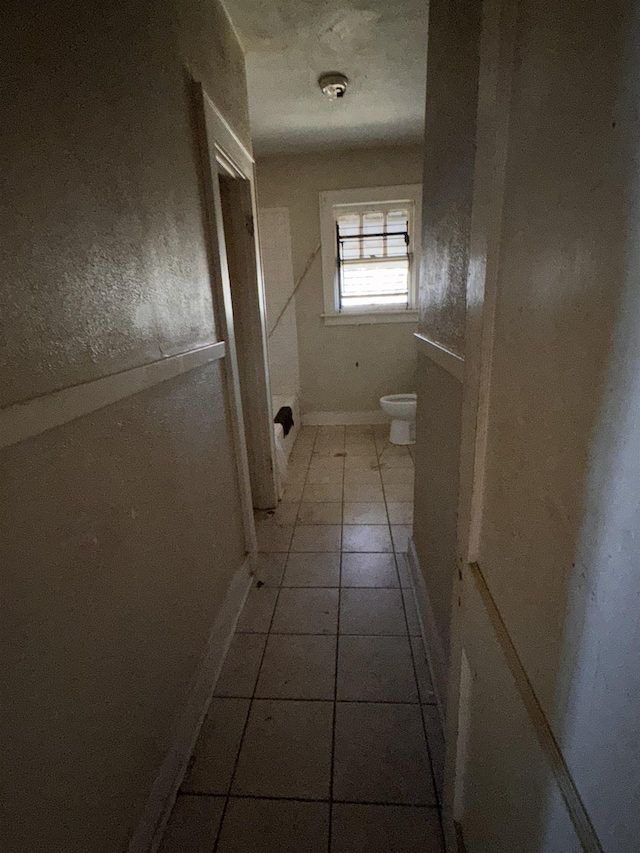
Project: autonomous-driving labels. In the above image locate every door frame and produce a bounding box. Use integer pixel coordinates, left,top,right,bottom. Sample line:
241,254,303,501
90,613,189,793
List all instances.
218,173,279,509
201,88,278,511
191,81,277,551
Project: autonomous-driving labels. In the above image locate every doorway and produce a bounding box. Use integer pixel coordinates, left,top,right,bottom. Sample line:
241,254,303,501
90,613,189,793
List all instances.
218,172,278,510
194,81,278,533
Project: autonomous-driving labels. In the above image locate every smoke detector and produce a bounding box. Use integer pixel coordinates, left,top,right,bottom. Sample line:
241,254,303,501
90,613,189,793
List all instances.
319,73,349,100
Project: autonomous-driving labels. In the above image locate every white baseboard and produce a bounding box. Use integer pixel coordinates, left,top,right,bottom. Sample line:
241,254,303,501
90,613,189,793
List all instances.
128,557,253,853
302,410,390,426
407,538,448,724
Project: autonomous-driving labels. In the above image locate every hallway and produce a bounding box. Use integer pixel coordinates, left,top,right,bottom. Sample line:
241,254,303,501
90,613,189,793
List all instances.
158,424,444,852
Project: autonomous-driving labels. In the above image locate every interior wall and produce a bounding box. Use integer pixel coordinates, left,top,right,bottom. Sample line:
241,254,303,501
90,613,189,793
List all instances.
220,176,277,510
0,1,250,851
412,0,481,700
255,146,422,416
459,578,583,853
418,0,480,357
455,0,640,849
258,207,301,404
413,354,464,704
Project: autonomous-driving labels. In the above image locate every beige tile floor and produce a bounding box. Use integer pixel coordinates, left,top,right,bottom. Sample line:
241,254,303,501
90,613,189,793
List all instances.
159,424,444,853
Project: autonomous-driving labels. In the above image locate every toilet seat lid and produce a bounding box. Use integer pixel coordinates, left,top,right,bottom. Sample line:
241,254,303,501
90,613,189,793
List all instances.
380,393,417,403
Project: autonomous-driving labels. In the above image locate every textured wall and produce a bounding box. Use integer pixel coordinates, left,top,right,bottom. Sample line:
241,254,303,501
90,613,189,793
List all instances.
0,1,250,850
471,0,640,846
413,354,463,695
258,207,301,401
417,0,481,355
412,0,480,703
256,147,421,414
176,0,252,150
0,0,251,407
461,581,583,852
1,366,244,853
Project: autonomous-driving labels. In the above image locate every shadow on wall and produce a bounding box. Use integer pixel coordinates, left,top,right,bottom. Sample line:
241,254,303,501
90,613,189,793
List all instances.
460,1,640,848
553,187,640,850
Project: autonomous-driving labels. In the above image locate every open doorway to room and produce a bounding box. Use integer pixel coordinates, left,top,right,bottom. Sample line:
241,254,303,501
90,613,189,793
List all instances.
194,83,279,519
217,170,278,511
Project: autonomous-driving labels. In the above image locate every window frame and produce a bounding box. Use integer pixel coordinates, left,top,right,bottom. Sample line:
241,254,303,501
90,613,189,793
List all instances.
319,184,422,325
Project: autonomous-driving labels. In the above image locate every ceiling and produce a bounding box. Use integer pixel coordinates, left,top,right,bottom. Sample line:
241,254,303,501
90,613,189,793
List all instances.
223,0,429,156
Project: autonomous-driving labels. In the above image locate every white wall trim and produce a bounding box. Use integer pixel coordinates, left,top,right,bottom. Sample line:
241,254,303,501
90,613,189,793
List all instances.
414,333,465,382
407,538,448,723
302,410,390,426
323,311,418,326
202,90,254,179
128,556,253,853
217,175,278,510
0,341,226,451
194,81,259,551
319,184,423,318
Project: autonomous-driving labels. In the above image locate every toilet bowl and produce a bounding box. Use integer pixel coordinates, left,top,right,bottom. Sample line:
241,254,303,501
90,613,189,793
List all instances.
379,393,417,445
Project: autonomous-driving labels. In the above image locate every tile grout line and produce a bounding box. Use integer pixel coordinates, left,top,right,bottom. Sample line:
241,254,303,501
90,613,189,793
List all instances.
237,624,410,632
280,583,399,588
209,694,428,705
197,428,435,851
328,427,347,852
212,427,318,851
182,791,441,809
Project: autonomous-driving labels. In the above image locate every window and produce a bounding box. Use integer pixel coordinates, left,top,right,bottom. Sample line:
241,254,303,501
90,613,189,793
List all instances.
320,185,421,325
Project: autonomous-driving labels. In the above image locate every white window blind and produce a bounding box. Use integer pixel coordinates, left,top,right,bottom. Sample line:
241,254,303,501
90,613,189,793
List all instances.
336,208,411,311
319,185,421,325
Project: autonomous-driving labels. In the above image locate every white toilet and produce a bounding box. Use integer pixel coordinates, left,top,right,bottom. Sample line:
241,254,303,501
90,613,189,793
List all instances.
379,393,417,445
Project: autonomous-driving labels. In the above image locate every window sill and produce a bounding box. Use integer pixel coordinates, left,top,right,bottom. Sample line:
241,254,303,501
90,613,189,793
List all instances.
322,311,419,326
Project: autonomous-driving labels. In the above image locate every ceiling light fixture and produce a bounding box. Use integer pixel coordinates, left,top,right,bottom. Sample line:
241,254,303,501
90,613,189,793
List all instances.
319,73,349,99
